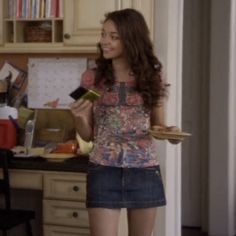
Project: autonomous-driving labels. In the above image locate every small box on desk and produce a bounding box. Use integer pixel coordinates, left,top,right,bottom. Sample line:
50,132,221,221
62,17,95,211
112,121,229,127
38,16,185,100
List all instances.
36,128,68,143
33,109,76,145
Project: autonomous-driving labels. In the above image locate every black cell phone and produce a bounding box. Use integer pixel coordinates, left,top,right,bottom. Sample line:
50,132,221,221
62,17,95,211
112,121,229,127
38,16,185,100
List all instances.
69,86,100,101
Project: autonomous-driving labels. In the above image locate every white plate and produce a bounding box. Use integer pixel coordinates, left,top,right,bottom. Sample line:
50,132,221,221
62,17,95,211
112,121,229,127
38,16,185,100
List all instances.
149,130,191,140
41,153,76,162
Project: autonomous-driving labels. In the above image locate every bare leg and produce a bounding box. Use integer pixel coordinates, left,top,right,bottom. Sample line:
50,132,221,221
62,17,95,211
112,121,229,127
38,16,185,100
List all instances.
127,208,157,236
88,208,121,236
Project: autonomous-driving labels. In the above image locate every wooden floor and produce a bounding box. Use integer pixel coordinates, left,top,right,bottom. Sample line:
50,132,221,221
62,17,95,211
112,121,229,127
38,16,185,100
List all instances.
182,227,208,236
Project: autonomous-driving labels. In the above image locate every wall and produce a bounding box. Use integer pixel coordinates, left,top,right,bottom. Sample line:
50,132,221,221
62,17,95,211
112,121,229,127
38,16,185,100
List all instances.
0,53,95,71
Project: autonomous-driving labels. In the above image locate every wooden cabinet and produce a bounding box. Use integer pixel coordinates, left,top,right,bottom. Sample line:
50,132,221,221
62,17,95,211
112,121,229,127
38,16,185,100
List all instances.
10,169,128,236
44,225,90,236
0,0,154,53
64,0,154,50
43,173,87,201
43,172,89,235
0,0,64,53
0,0,65,52
42,172,128,236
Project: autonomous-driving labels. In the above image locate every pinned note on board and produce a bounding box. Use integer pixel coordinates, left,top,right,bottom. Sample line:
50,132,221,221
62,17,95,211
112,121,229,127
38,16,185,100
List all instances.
27,58,87,109
0,62,20,82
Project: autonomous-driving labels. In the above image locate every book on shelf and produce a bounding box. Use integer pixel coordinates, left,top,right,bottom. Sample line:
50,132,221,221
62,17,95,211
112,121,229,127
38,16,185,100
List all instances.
45,0,51,18
16,0,22,18
50,0,57,18
27,0,32,18
7,0,63,19
40,0,45,18
59,0,63,17
8,0,15,18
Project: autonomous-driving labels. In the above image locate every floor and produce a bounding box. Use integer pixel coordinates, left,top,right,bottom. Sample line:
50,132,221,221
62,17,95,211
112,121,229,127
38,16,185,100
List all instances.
182,227,208,236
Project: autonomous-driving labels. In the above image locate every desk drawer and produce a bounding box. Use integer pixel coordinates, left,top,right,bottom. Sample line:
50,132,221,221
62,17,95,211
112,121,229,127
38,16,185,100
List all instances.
44,173,86,201
44,225,90,236
43,199,89,228
10,170,43,190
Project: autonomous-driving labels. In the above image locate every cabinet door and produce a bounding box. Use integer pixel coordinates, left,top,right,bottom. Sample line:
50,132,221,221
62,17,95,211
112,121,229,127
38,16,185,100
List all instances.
120,0,154,39
129,0,154,39
44,173,86,201
43,199,89,228
64,0,154,50
64,0,122,49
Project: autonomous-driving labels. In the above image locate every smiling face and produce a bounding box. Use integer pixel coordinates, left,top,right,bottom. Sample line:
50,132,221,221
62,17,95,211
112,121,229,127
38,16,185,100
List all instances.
99,20,124,60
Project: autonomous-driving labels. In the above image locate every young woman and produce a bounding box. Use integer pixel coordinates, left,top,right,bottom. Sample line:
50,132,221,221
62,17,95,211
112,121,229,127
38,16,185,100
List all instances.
70,8,179,236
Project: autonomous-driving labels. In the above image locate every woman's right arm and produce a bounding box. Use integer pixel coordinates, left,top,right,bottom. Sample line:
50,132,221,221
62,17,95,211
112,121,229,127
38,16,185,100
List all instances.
70,98,93,142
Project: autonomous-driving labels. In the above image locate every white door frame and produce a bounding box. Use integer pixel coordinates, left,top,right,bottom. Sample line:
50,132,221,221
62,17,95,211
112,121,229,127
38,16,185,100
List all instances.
153,0,184,236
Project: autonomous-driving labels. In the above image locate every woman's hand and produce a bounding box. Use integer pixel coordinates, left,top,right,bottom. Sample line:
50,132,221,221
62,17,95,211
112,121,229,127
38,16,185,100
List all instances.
70,99,94,142
70,98,93,121
151,125,181,144
166,126,181,144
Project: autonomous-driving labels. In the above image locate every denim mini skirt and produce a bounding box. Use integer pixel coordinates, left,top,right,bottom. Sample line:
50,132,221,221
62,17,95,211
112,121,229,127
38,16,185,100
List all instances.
86,162,166,209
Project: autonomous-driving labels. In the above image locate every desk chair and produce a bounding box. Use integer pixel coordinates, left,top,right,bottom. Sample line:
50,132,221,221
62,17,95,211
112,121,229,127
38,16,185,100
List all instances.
0,148,35,236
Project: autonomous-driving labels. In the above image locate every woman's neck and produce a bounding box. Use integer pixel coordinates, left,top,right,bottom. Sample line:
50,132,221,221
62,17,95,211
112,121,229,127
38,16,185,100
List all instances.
112,59,133,82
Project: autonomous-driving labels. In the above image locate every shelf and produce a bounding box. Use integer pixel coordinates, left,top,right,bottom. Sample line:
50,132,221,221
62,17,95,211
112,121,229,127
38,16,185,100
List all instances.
3,19,63,44
0,43,97,54
2,0,64,45
0,0,154,54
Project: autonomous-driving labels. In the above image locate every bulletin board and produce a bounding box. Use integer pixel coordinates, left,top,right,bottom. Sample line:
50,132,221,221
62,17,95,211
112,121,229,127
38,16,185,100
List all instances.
27,58,87,109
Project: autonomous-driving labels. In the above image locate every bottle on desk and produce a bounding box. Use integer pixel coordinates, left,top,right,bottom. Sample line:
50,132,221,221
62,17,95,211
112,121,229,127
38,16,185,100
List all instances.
24,119,35,149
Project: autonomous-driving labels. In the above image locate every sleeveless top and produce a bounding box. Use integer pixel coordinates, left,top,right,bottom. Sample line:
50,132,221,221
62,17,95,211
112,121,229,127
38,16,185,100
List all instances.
80,69,158,168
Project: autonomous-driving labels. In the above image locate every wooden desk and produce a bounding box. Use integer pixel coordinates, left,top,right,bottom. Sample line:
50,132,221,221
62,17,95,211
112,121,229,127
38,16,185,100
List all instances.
7,156,128,236
9,156,88,190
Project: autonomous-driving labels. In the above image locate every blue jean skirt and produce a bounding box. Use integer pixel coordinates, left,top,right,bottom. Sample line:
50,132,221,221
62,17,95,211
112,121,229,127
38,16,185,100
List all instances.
86,162,166,209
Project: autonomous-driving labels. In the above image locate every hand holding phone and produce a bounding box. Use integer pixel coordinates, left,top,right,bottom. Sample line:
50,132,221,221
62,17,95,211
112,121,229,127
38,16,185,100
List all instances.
69,86,100,102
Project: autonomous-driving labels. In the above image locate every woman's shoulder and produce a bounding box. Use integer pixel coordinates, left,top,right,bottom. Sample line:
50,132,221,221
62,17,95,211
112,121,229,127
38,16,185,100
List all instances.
80,68,96,89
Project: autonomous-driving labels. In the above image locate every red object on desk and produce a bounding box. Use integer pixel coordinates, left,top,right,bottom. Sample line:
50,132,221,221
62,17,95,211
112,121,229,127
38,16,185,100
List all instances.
52,142,78,154
0,106,18,149
0,119,17,148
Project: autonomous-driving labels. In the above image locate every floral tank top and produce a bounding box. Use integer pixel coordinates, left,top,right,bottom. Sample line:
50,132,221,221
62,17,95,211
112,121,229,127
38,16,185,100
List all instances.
80,69,158,168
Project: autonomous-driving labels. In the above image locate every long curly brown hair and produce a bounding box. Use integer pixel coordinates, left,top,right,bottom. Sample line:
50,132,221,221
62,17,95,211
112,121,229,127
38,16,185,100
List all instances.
95,8,166,109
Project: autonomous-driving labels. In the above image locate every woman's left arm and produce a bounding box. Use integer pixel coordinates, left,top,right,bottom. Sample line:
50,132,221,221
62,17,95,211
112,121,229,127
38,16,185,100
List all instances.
150,104,181,144
150,103,166,128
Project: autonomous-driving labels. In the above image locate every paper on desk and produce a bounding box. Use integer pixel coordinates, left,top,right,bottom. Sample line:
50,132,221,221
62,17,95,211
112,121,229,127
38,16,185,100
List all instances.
12,146,45,157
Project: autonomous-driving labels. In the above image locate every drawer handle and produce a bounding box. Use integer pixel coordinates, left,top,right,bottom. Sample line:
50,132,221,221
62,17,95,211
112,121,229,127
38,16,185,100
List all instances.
64,33,71,39
73,186,79,192
72,212,78,218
